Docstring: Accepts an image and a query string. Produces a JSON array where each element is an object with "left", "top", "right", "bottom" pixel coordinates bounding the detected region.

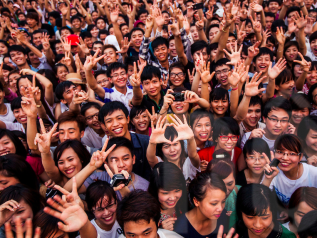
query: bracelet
[
  {"left": 36, "top": 101, "right": 42, "bottom": 108},
  {"left": 300, "top": 4, "right": 305, "bottom": 8},
  {"left": 231, "top": 86, "right": 238, "bottom": 91},
  {"left": 159, "top": 109, "right": 167, "bottom": 115}
]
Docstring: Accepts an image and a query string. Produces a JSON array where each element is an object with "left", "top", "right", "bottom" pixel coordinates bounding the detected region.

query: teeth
[{"left": 114, "top": 128, "right": 122, "bottom": 132}]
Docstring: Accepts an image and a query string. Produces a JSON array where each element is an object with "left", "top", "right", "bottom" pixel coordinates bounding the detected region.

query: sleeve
[
  {"left": 139, "top": 37, "right": 152, "bottom": 64},
  {"left": 4, "top": 88, "right": 18, "bottom": 102},
  {"left": 83, "top": 172, "right": 98, "bottom": 188},
  {"left": 179, "top": 27, "right": 189, "bottom": 54},
  {"left": 240, "top": 133, "right": 249, "bottom": 150},
  {"left": 4, "top": 122, "right": 24, "bottom": 132},
  {"left": 103, "top": 87, "right": 114, "bottom": 100},
  {"left": 198, "top": 148, "right": 209, "bottom": 161}
]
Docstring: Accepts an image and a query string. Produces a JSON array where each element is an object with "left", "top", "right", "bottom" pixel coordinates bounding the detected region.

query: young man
[
  {"left": 8, "top": 45, "right": 38, "bottom": 71},
  {"left": 213, "top": 58, "right": 233, "bottom": 91},
  {"left": 101, "top": 45, "right": 120, "bottom": 70},
  {"left": 240, "top": 96, "right": 293, "bottom": 151},
  {"left": 265, "top": 12, "right": 275, "bottom": 30},
  {"left": 117, "top": 190, "right": 183, "bottom": 238},
  {"left": 32, "top": 29, "right": 44, "bottom": 47},
  {"left": 99, "top": 101, "right": 152, "bottom": 180},
  {"left": 26, "top": 11, "right": 40, "bottom": 33},
  {"left": 63, "top": 137, "right": 150, "bottom": 198},
  {"left": 132, "top": 65, "right": 165, "bottom": 113},
  {"left": 306, "top": 31, "right": 317, "bottom": 61}
]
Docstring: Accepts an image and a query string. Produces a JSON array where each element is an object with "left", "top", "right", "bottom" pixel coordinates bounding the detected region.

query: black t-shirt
[
  {"left": 236, "top": 170, "right": 248, "bottom": 187},
  {"left": 174, "top": 209, "right": 229, "bottom": 238},
  {"left": 140, "top": 90, "right": 165, "bottom": 114}
]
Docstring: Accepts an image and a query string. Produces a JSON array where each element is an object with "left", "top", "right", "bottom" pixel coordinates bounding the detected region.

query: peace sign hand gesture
[
  {"left": 89, "top": 138, "right": 116, "bottom": 169},
  {"left": 84, "top": 49, "right": 105, "bottom": 71},
  {"left": 146, "top": 106, "right": 158, "bottom": 127},
  {"left": 34, "top": 119, "right": 59, "bottom": 154},
  {"left": 293, "top": 52, "right": 311, "bottom": 72},
  {"left": 130, "top": 61, "right": 145, "bottom": 87}
]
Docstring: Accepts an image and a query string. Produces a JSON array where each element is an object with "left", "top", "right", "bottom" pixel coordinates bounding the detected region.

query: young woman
[
  {"left": 168, "top": 62, "right": 188, "bottom": 90},
  {"left": 38, "top": 139, "right": 90, "bottom": 187},
  {"left": 236, "top": 138, "right": 271, "bottom": 186},
  {"left": 87, "top": 24, "right": 100, "bottom": 42},
  {"left": 284, "top": 187, "right": 317, "bottom": 236},
  {"left": 0, "top": 154, "right": 39, "bottom": 192},
  {"left": 0, "top": 40, "right": 9, "bottom": 64},
  {"left": 54, "top": 63, "right": 69, "bottom": 83},
  {"left": 129, "top": 105, "right": 151, "bottom": 136},
  {"left": 274, "top": 68, "right": 295, "bottom": 99},
  {"left": 298, "top": 115, "right": 317, "bottom": 165},
  {"left": 148, "top": 162, "right": 187, "bottom": 231},
  {"left": 0, "top": 185, "right": 44, "bottom": 237},
  {"left": 146, "top": 115, "right": 201, "bottom": 182},
  {"left": 263, "top": 134, "right": 317, "bottom": 207},
  {"left": 174, "top": 172, "right": 229, "bottom": 237},
  {"left": 308, "top": 84, "right": 317, "bottom": 115},
  {"left": 283, "top": 41, "right": 299, "bottom": 68},
  {"left": 289, "top": 93, "right": 310, "bottom": 134},
  {"left": 236, "top": 184, "right": 296, "bottom": 238},
  {"left": 85, "top": 180, "right": 122, "bottom": 238},
  {"left": 81, "top": 102, "right": 105, "bottom": 148}
]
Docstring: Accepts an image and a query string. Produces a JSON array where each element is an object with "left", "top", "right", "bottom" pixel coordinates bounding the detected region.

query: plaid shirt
[{"left": 139, "top": 28, "right": 188, "bottom": 79}]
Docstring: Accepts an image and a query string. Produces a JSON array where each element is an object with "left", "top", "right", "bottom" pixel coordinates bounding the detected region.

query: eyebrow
[
  {"left": 269, "top": 115, "right": 288, "bottom": 119},
  {"left": 109, "top": 154, "right": 130, "bottom": 160}
]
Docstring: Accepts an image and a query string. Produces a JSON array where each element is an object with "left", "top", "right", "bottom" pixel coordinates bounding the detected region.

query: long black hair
[{"left": 0, "top": 129, "right": 27, "bottom": 158}]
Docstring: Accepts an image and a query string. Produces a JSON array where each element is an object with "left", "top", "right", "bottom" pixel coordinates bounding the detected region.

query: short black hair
[
  {"left": 106, "top": 62, "right": 126, "bottom": 78},
  {"left": 262, "top": 96, "right": 292, "bottom": 118},
  {"left": 48, "top": 11, "right": 61, "bottom": 19},
  {"left": 286, "top": 6, "right": 300, "bottom": 18},
  {"left": 298, "top": 115, "right": 317, "bottom": 147},
  {"left": 59, "top": 26, "right": 74, "bottom": 36},
  {"left": 243, "top": 138, "right": 271, "bottom": 159},
  {"left": 249, "top": 95, "right": 262, "bottom": 108},
  {"left": 130, "top": 27, "right": 145, "bottom": 36},
  {"left": 152, "top": 36, "right": 169, "bottom": 51},
  {"left": 213, "top": 58, "right": 232, "bottom": 71},
  {"left": 55, "top": 81, "right": 75, "bottom": 100},
  {"left": 265, "top": 12, "right": 275, "bottom": 18},
  {"left": 275, "top": 68, "right": 293, "bottom": 86},
  {"left": 80, "top": 102, "right": 101, "bottom": 116},
  {"left": 99, "top": 101, "right": 129, "bottom": 124},
  {"left": 117, "top": 190, "right": 161, "bottom": 233},
  {"left": 253, "top": 47, "right": 274, "bottom": 63},
  {"left": 191, "top": 40, "right": 209, "bottom": 56},
  {"left": 105, "top": 137, "right": 134, "bottom": 161},
  {"left": 141, "top": 65, "right": 161, "bottom": 82},
  {"left": 8, "top": 45, "right": 27, "bottom": 56},
  {"left": 80, "top": 31, "right": 92, "bottom": 40},
  {"left": 309, "top": 31, "right": 317, "bottom": 44},
  {"left": 290, "top": 93, "right": 311, "bottom": 111},
  {"left": 11, "top": 97, "right": 22, "bottom": 111},
  {"left": 268, "top": 0, "right": 281, "bottom": 5},
  {"left": 189, "top": 109, "right": 213, "bottom": 128},
  {"left": 212, "top": 117, "right": 239, "bottom": 142},
  {"left": 71, "top": 15, "right": 82, "bottom": 23},
  {"left": 271, "top": 19, "right": 287, "bottom": 33},
  {"left": 94, "top": 70, "right": 107, "bottom": 79}
]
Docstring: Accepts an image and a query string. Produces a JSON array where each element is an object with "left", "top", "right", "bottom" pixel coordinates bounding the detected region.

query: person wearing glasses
[
  {"left": 241, "top": 96, "right": 293, "bottom": 151},
  {"left": 262, "top": 134, "right": 317, "bottom": 208},
  {"left": 213, "top": 58, "right": 233, "bottom": 91}
]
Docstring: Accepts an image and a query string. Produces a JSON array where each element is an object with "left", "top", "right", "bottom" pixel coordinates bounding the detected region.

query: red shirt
[{"left": 198, "top": 145, "right": 242, "bottom": 166}]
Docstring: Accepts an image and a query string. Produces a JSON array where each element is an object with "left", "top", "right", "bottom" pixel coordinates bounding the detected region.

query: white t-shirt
[
  {"left": 0, "top": 104, "right": 15, "bottom": 122},
  {"left": 119, "top": 228, "right": 183, "bottom": 238},
  {"left": 91, "top": 220, "right": 123, "bottom": 238},
  {"left": 4, "top": 122, "right": 25, "bottom": 132},
  {"left": 269, "top": 163, "right": 317, "bottom": 206},
  {"left": 81, "top": 127, "right": 103, "bottom": 149},
  {"left": 240, "top": 132, "right": 275, "bottom": 151}
]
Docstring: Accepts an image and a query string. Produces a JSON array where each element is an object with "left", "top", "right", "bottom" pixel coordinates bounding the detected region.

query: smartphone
[
  {"left": 110, "top": 174, "right": 132, "bottom": 188},
  {"left": 265, "top": 158, "right": 280, "bottom": 176},
  {"left": 193, "top": 3, "right": 204, "bottom": 10}
]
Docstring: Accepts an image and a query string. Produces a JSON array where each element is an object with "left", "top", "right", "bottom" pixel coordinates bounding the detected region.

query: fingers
[
  {"left": 39, "top": 118, "right": 46, "bottom": 134},
  {"left": 101, "top": 137, "right": 109, "bottom": 152},
  {"left": 54, "top": 184, "right": 70, "bottom": 196},
  {"left": 104, "top": 163, "right": 114, "bottom": 178}
]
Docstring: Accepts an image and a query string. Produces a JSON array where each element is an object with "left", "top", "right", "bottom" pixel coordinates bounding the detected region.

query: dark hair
[
  {"left": 207, "top": 159, "right": 235, "bottom": 178},
  {"left": 275, "top": 68, "right": 293, "bottom": 87},
  {"left": 8, "top": 44, "right": 27, "bottom": 55},
  {"left": 10, "top": 96, "right": 22, "bottom": 111},
  {"left": 94, "top": 70, "right": 107, "bottom": 79},
  {"left": 286, "top": 6, "right": 301, "bottom": 18},
  {"left": 81, "top": 102, "right": 101, "bottom": 117},
  {"left": 117, "top": 190, "right": 161, "bottom": 232},
  {"left": 309, "top": 31, "right": 317, "bottom": 44},
  {"left": 0, "top": 154, "right": 39, "bottom": 191},
  {"left": 130, "top": 105, "right": 147, "bottom": 123},
  {"left": 288, "top": 187, "right": 317, "bottom": 225},
  {"left": 80, "top": 31, "right": 92, "bottom": 40},
  {"left": 0, "top": 129, "right": 27, "bottom": 158},
  {"left": 298, "top": 210, "right": 317, "bottom": 238},
  {"left": 249, "top": 95, "right": 262, "bottom": 108},
  {"left": 71, "top": 15, "right": 82, "bottom": 23},
  {"left": 191, "top": 40, "right": 209, "bottom": 56},
  {"left": 55, "top": 81, "right": 75, "bottom": 100},
  {"left": 0, "top": 185, "right": 43, "bottom": 216},
  {"left": 130, "top": 27, "right": 145, "bottom": 36},
  {"left": 253, "top": 47, "right": 274, "bottom": 63},
  {"left": 284, "top": 40, "right": 299, "bottom": 57},
  {"left": 210, "top": 87, "right": 229, "bottom": 102},
  {"left": 188, "top": 172, "right": 226, "bottom": 206},
  {"left": 48, "top": 11, "right": 61, "bottom": 19},
  {"left": 152, "top": 36, "right": 169, "bottom": 51},
  {"left": 148, "top": 162, "right": 187, "bottom": 215},
  {"left": 298, "top": 115, "right": 317, "bottom": 147},
  {"left": 265, "top": 12, "right": 275, "bottom": 18},
  {"left": 86, "top": 180, "right": 117, "bottom": 211},
  {"left": 274, "top": 134, "right": 303, "bottom": 154},
  {"left": 99, "top": 101, "right": 129, "bottom": 124},
  {"left": 57, "top": 111, "right": 86, "bottom": 132},
  {"left": 106, "top": 62, "right": 126, "bottom": 78},
  {"left": 213, "top": 58, "right": 232, "bottom": 71},
  {"left": 59, "top": 26, "right": 74, "bottom": 36},
  {"left": 156, "top": 126, "right": 187, "bottom": 168},
  {"left": 271, "top": 19, "right": 287, "bottom": 33},
  {"left": 308, "top": 80, "right": 317, "bottom": 103},
  {"left": 105, "top": 137, "right": 134, "bottom": 162},
  {"left": 37, "top": 69, "right": 58, "bottom": 91},
  {"left": 212, "top": 117, "right": 239, "bottom": 142},
  {"left": 141, "top": 65, "right": 161, "bottom": 82},
  {"left": 26, "top": 11, "right": 39, "bottom": 23},
  {"left": 189, "top": 109, "right": 213, "bottom": 128},
  {"left": 290, "top": 93, "right": 311, "bottom": 111},
  {"left": 53, "top": 139, "right": 90, "bottom": 167},
  {"left": 262, "top": 96, "right": 292, "bottom": 118},
  {"left": 243, "top": 138, "right": 271, "bottom": 159}
]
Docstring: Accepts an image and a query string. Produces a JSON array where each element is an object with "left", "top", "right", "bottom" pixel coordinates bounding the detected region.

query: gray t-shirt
[{"left": 84, "top": 171, "right": 149, "bottom": 200}]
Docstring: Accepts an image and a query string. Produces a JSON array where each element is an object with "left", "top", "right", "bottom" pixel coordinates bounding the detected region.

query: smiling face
[
  {"left": 190, "top": 26, "right": 199, "bottom": 42},
  {"left": 169, "top": 39, "right": 177, "bottom": 57},
  {"left": 211, "top": 96, "right": 229, "bottom": 117},
  {"left": 291, "top": 108, "right": 309, "bottom": 126},
  {"left": 194, "top": 188, "right": 226, "bottom": 220},
  {"left": 57, "top": 147, "right": 83, "bottom": 178},
  {"left": 263, "top": 108, "right": 289, "bottom": 138},
  {"left": 193, "top": 116, "right": 212, "bottom": 143},
  {"left": 154, "top": 44, "right": 169, "bottom": 63},
  {"left": 106, "top": 146, "right": 134, "bottom": 174},
  {"left": 142, "top": 77, "right": 162, "bottom": 98},
  {"left": 242, "top": 208, "right": 274, "bottom": 236},
  {"left": 13, "top": 108, "right": 27, "bottom": 125},
  {"left": 104, "top": 110, "right": 129, "bottom": 138},
  {"left": 215, "top": 65, "right": 231, "bottom": 86},
  {"left": 32, "top": 33, "right": 43, "bottom": 47},
  {"left": 58, "top": 121, "right": 84, "bottom": 143},
  {"left": 10, "top": 199, "right": 33, "bottom": 233},
  {"left": 131, "top": 30, "right": 144, "bottom": 49},
  {"left": 268, "top": 2, "right": 279, "bottom": 14},
  {"left": 209, "top": 27, "right": 219, "bottom": 42},
  {"left": 305, "top": 129, "right": 317, "bottom": 152},
  {"left": 9, "top": 50, "right": 27, "bottom": 66},
  {"left": 243, "top": 104, "right": 262, "bottom": 128},
  {"left": 216, "top": 133, "right": 238, "bottom": 152},
  {"left": 84, "top": 107, "right": 101, "bottom": 131},
  {"left": 246, "top": 151, "right": 267, "bottom": 175},
  {"left": 275, "top": 79, "right": 295, "bottom": 97},
  {"left": 275, "top": 148, "right": 302, "bottom": 173},
  {"left": 56, "top": 66, "right": 68, "bottom": 82},
  {"left": 0, "top": 135, "right": 16, "bottom": 156},
  {"left": 255, "top": 54, "right": 271, "bottom": 74},
  {"left": 132, "top": 111, "right": 150, "bottom": 133},
  {"left": 285, "top": 45, "right": 298, "bottom": 62},
  {"left": 162, "top": 141, "right": 182, "bottom": 164},
  {"left": 306, "top": 69, "right": 317, "bottom": 87},
  {"left": 103, "top": 48, "right": 118, "bottom": 65},
  {"left": 0, "top": 42, "right": 8, "bottom": 55},
  {"left": 158, "top": 189, "right": 182, "bottom": 209},
  {"left": 169, "top": 68, "right": 185, "bottom": 87},
  {"left": 171, "top": 101, "right": 189, "bottom": 115},
  {"left": 0, "top": 172, "right": 20, "bottom": 191},
  {"left": 93, "top": 195, "right": 117, "bottom": 228}
]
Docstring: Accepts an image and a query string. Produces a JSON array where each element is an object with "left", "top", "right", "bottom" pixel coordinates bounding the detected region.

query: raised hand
[
  {"left": 89, "top": 138, "right": 116, "bottom": 169},
  {"left": 77, "top": 37, "right": 90, "bottom": 55},
  {"left": 162, "top": 74, "right": 168, "bottom": 89},
  {"left": 217, "top": 225, "right": 238, "bottom": 238},
  {"left": 146, "top": 106, "right": 158, "bottom": 127},
  {"left": 195, "top": 18, "right": 204, "bottom": 31},
  {"left": 5, "top": 217, "right": 41, "bottom": 238},
  {"left": 197, "top": 61, "right": 215, "bottom": 84},
  {"left": 268, "top": 58, "right": 287, "bottom": 79},
  {"left": 206, "top": 6, "right": 214, "bottom": 20},
  {"left": 170, "top": 18, "right": 180, "bottom": 36},
  {"left": 294, "top": 11, "right": 307, "bottom": 29},
  {"left": 44, "top": 195, "right": 88, "bottom": 233},
  {"left": 72, "top": 91, "right": 89, "bottom": 105},
  {"left": 248, "top": 41, "right": 260, "bottom": 58},
  {"left": 250, "top": 13, "right": 261, "bottom": 33},
  {"left": 149, "top": 116, "right": 170, "bottom": 144},
  {"left": 250, "top": 2, "right": 263, "bottom": 12},
  {"left": 0, "top": 200, "right": 19, "bottom": 226},
  {"left": 34, "top": 119, "right": 59, "bottom": 154},
  {"left": 161, "top": 217, "right": 177, "bottom": 231},
  {"left": 130, "top": 61, "right": 144, "bottom": 87},
  {"left": 110, "top": 5, "right": 119, "bottom": 23},
  {"left": 62, "top": 51, "right": 72, "bottom": 67},
  {"left": 60, "top": 37, "right": 71, "bottom": 53},
  {"left": 104, "top": 161, "right": 130, "bottom": 191},
  {"left": 161, "top": 89, "right": 175, "bottom": 112},
  {"left": 263, "top": 151, "right": 279, "bottom": 180},
  {"left": 275, "top": 27, "right": 286, "bottom": 44},
  {"left": 236, "top": 22, "right": 246, "bottom": 44},
  {"left": 15, "top": 30, "right": 28, "bottom": 44},
  {"left": 117, "top": 37, "right": 131, "bottom": 55},
  {"left": 249, "top": 128, "right": 265, "bottom": 139},
  {"left": 169, "top": 114, "right": 194, "bottom": 141},
  {"left": 42, "top": 32, "right": 51, "bottom": 51},
  {"left": 244, "top": 71, "right": 266, "bottom": 97},
  {"left": 188, "top": 68, "right": 195, "bottom": 84},
  {"left": 307, "top": 155, "right": 317, "bottom": 167},
  {"left": 228, "top": 62, "right": 247, "bottom": 87},
  {"left": 183, "top": 90, "right": 200, "bottom": 104},
  {"left": 83, "top": 49, "right": 105, "bottom": 71},
  {"left": 145, "top": 15, "right": 154, "bottom": 30},
  {"left": 293, "top": 52, "right": 311, "bottom": 72},
  {"left": 60, "top": 4, "right": 68, "bottom": 16},
  {"left": 224, "top": 41, "right": 242, "bottom": 66}
]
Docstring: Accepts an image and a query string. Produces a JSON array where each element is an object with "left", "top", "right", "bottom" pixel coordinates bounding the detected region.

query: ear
[
  {"left": 263, "top": 116, "right": 266, "bottom": 124},
  {"left": 127, "top": 115, "right": 130, "bottom": 124},
  {"left": 80, "top": 130, "right": 85, "bottom": 139},
  {"left": 275, "top": 84, "right": 280, "bottom": 91},
  {"left": 116, "top": 54, "right": 119, "bottom": 60},
  {"left": 108, "top": 77, "right": 113, "bottom": 83},
  {"left": 60, "top": 99, "right": 67, "bottom": 104},
  {"left": 132, "top": 155, "right": 135, "bottom": 165},
  {"left": 193, "top": 197, "right": 200, "bottom": 207}
]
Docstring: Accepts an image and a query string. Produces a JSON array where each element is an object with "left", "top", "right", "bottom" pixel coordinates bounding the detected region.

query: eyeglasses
[
  {"left": 170, "top": 72, "right": 184, "bottom": 79},
  {"left": 267, "top": 117, "right": 289, "bottom": 124},
  {"left": 219, "top": 135, "right": 239, "bottom": 142},
  {"left": 111, "top": 72, "right": 126, "bottom": 78},
  {"left": 246, "top": 155, "right": 266, "bottom": 162},
  {"left": 92, "top": 201, "right": 116, "bottom": 213},
  {"left": 215, "top": 69, "right": 230, "bottom": 76},
  {"left": 97, "top": 78, "right": 109, "bottom": 84},
  {"left": 85, "top": 113, "right": 99, "bottom": 121},
  {"left": 274, "top": 150, "right": 301, "bottom": 159}
]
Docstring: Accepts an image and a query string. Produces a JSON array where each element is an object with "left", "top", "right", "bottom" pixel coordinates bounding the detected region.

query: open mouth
[
  {"left": 103, "top": 214, "right": 114, "bottom": 222},
  {"left": 175, "top": 105, "right": 184, "bottom": 111},
  {"left": 0, "top": 151, "right": 10, "bottom": 156},
  {"left": 113, "top": 128, "right": 123, "bottom": 134},
  {"left": 64, "top": 167, "right": 75, "bottom": 175}
]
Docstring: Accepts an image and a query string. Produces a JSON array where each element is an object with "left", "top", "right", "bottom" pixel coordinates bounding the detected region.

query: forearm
[
  {"left": 146, "top": 142, "right": 159, "bottom": 168},
  {"left": 36, "top": 102, "right": 49, "bottom": 120},
  {"left": 174, "top": 34, "right": 187, "bottom": 66},
  {"left": 278, "top": 6, "right": 288, "bottom": 20},
  {"left": 297, "top": 28, "right": 307, "bottom": 55},
  {"left": 23, "top": 41, "right": 43, "bottom": 58},
  {"left": 132, "top": 86, "right": 143, "bottom": 106},
  {"left": 191, "top": 73, "right": 200, "bottom": 93},
  {"left": 261, "top": 177, "right": 272, "bottom": 187},
  {"left": 79, "top": 220, "right": 98, "bottom": 238},
  {"left": 266, "top": 78, "right": 275, "bottom": 99},
  {"left": 197, "top": 97, "right": 210, "bottom": 110},
  {"left": 230, "top": 87, "right": 239, "bottom": 117},
  {"left": 200, "top": 82, "right": 210, "bottom": 103},
  {"left": 63, "top": 165, "right": 95, "bottom": 192},
  {"left": 187, "top": 137, "right": 200, "bottom": 168},
  {"left": 27, "top": 116, "right": 38, "bottom": 150},
  {"left": 295, "top": 72, "right": 307, "bottom": 91},
  {"left": 41, "top": 152, "right": 62, "bottom": 181},
  {"left": 215, "top": 27, "right": 230, "bottom": 61},
  {"left": 244, "top": 56, "right": 253, "bottom": 67},
  {"left": 0, "top": 28, "right": 4, "bottom": 40},
  {"left": 96, "top": 3, "right": 106, "bottom": 16},
  {"left": 113, "top": 23, "right": 123, "bottom": 47},
  {"left": 234, "top": 95, "right": 251, "bottom": 124},
  {"left": 198, "top": 29, "right": 208, "bottom": 43},
  {"left": 255, "top": 31, "right": 262, "bottom": 42},
  {"left": 276, "top": 43, "right": 284, "bottom": 61},
  {"left": 260, "top": 10, "right": 265, "bottom": 28}
]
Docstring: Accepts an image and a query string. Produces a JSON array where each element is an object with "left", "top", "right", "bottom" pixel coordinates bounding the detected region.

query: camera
[
  {"left": 171, "top": 92, "right": 185, "bottom": 102},
  {"left": 110, "top": 174, "right": 132, "bottom": 188}
]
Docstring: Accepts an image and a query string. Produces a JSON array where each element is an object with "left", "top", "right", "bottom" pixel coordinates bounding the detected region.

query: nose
[
  {"left": 254, "top": 217, "right": 262, "bottom": 228},
  {"left": 117, "top": 159, "right": 124, "bottom": 168},
  {"left": 62, "top": 131, "right": 69, "bottom": 141}
]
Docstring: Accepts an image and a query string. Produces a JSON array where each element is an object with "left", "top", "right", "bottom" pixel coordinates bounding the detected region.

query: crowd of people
[{"left": 0, "top": 0, "right": 317, "bottom": 237}]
